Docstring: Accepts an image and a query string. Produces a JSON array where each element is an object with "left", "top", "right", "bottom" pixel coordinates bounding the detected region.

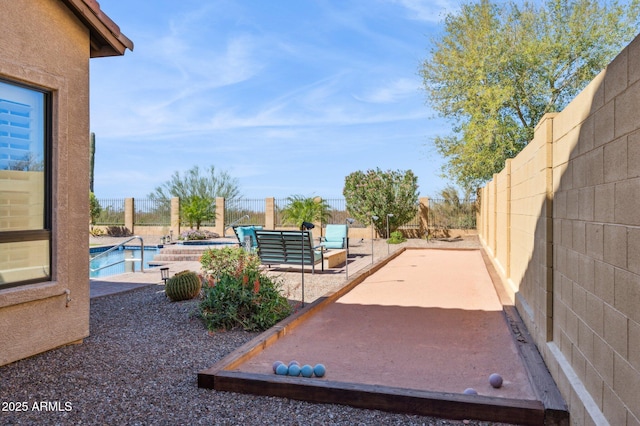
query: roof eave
[{"left": 60, "top": 0, "right": 134, "bottom": 58}]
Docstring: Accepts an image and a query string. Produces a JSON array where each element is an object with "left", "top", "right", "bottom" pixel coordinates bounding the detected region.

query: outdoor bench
[{"left": 254, "top": 230, "right": 324, "bottom": 273}]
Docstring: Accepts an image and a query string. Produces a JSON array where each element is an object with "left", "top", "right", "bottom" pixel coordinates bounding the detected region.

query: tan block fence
[{"left": 478, "top": 34, "right": 640, "bottom": 425}]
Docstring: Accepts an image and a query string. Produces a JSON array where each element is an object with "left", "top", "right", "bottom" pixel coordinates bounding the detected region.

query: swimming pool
[{"left": 90, "top": 246, "right": 159, "bottom": 278}]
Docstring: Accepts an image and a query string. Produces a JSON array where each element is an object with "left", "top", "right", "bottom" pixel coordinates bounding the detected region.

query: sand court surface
[{"left": 199, "top": 248, "right": 567, "bottom": 424}]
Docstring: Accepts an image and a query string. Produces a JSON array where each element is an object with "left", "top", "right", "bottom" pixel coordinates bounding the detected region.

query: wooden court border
[{"left": 199, "top": 247, "right": 568, "bottom": 425}]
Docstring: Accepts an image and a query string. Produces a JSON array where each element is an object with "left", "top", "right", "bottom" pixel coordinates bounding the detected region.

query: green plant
[
  {"left": 421, "top": 0, "right": 640, "bottom": 191},
  {"left": 200, "top": 247, "right": 260, "bottom": 282},
  {"left": 181, "top": 195, "right": 215, "bottom": 230},
  {"left": 90, "top": 227, "right": 105, "bottom": 237},
  {"left": 280, "top": 195, "right": 331, "bottom": 228},
  {"left": 343, "top": 168, "right": 418, "bottom": 237},
  {"left": 180, "top": 229, "right": 218, "bottom": 240},
  {"left": 165, "top": 270, "right": 202, "bottom": 302},
  {"left": 89, "top": 192, "right": 102, "bottom": 227},
  {"left": 106, "top": 226, "right": 131, "bottom": 237},
  {"left": 430, "top": 186, "right": 477, "bottom": 230},
  {"left": 387, "top": 231, "right": 406, "bottom": 244},
  {"left": 199, "top": 270, "right": 291, "bottom": 332},
  {"left": 148, "top": 164, "right": 241, "bottom": 223}
]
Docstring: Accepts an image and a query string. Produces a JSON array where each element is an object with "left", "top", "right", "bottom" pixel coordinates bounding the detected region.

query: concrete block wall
[{"left": 478, "top": 34, "right": 640, "bottom": 425}]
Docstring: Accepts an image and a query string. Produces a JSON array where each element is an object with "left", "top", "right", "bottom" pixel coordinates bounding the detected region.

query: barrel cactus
[{"left": 165, "top": 270, "right": 202, "bottom": 301}]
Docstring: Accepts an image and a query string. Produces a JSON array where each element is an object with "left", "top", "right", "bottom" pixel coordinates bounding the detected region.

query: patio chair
[
  {"left": 233, "top": 225, "right": 263, "bottom": 251},
  {"left": 320, "top": 224, "right": 348, "bottom": 249}
]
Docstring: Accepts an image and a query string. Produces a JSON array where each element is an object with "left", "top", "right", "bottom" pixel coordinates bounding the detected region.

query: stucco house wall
[
  {"left": 478, "top": 34, "right": 640, "bottom": 425},
  {"left": 0, "top": 0, "right": 132, "bottom": 366}
]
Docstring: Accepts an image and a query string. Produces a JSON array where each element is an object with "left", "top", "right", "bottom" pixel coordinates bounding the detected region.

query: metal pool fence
[
  {"left": 94, "top": 198, "right": 125, "bottom": 225},
  {"left": 94, "top": 197, "right": 477, "bottom": 232},
  {"left": 134, "top": 199, "right": 170, "bottom": 225},
  {"left": 225, "top": 198, "right": 265, "bottom": 227}
]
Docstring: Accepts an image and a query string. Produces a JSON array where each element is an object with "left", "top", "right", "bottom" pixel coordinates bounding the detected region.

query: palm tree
[{"left": 280, "top": 195, "right": 332, "bottom": 229}]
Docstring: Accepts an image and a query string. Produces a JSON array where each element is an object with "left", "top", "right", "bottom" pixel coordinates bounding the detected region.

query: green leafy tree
[
  {"left": 280, "top": 195, "right": 331, "bottom": 229},
  {"left": 148, "top": 165, "right": 241, "bottom": 229},
  {"left": 89, "top": 192, "right": 102, "bottom": 227},
  {"left": 343, "top": 168, "right": 419, "bottom": 238},
  {"left": 181, "top": 195, "right": 215, "bottom": 230},
  {"left": 421, "top": 0, "right": 640, "bottom": 190}
]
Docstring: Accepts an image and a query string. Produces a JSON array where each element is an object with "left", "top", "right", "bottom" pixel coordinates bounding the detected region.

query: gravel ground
[{"left": 1, "top": 235, "right": 515, "bottom": 425}]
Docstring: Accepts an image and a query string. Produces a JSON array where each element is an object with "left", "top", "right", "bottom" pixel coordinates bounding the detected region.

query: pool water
[{"left": 90, "top": 246, "right": 159, "bottom": 278}]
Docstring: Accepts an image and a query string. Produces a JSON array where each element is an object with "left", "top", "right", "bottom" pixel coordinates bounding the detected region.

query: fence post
[
  {"left": 125, "top": 198, "right": 134, "bottom": 234},
  {"left": 313, "top": 196, "right": 324, "bottom": 236},
  {"left": 215, "top": 197, "right": 225, "bottom": 236},
  {"left": 265, "top": 197, "right": 275, "bottom": 230},
  {"left": 419, "top": 197, "right": 429, "bottom": 238},
  {"left": 171, "top": 197, "right": 180, "bottom": 238}
]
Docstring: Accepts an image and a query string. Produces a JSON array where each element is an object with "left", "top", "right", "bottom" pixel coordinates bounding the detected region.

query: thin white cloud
[
  {"left": 390, "top": 0, "right": 456, "bottom": 22},
  {"left": 355, "top": 78, "right": 421, "bottom": 103},
  {"left": 90, "top": 0, "right": 454, "bottom": 199}
]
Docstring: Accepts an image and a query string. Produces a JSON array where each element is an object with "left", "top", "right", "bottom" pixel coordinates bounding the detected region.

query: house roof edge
[{"left": 61, "top": 0, "right": 134, "bottom": 57}]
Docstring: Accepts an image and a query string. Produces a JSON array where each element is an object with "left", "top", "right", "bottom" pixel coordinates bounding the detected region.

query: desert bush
[
  {"left": 89, "top": 227, "right": 105, "bottom": 237},
  {"left": 200, "top": 247, "right": 260, "bottom": 281},
  {"left": 199, "top": 247, "right": 290, "bottom": 331},
  {"left": 387, "top": 230, "right": 406, "bottom": 244},
  {"left": 343, "top": 168, "right": 418, "bottom": 237},
  {"left": 106, "top": 226, "right": 131, "bottom": 237},
  {"left": 199, "top": 270, "right": 291, "bottom": 332},
  {"left": 180, "top": 229, "right": 219, "bottom": 240}
]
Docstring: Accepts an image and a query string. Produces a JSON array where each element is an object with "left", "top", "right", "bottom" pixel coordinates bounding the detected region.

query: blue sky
[{"left": 90, "top": 0, "right": 457, "bottom": 200}]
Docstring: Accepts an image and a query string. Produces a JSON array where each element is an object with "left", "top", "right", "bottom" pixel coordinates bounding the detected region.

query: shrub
[
  {"left": 180, "top": 229, "right": 219, "bottom": 240},
  {"left": 388, "top": 230, "right": 406, "bottom": 244},
  {"left": 200, "top": 247, "right": 260, "bottom": 281},
  {"left": 343, "top": 168, "right": 419, "bottom": 238},
  {"left": 198, "top": 247, "right": 290, "bottom": 331},
  {"left": 199, "top": 270, "right": 291, "bottom": 332},
  {"left": 106, "top": 226, "right": 131, "bottom": 237},
  {"left": 89, "top": 227, "right": 105, "bottom": 237},
  {"left": 89, "top": 192, "right": 102, "bottom": 227}
]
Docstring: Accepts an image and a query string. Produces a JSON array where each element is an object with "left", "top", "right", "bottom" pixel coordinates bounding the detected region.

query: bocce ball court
[{"left": 198, "top": 248, "right": 568, "bottom": 425}]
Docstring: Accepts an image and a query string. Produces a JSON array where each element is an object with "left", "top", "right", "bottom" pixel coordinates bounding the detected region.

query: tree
[
  {"left": 421, "top": 0, "right": 640, "bottom": 191},
  {"left": 279, "top": 195, "right": 331, "bottom": 229},
  {"left": 431, "top": 185, "right": 477, "bottom": 230},
  {"left": 7, "top": 152, "right": 44, "bottom": 171},
  {"left": 343, "top": 168, "right": 419, "bottom": 238},
  {"left": 89, "top": 192, "right": 102, "bottom": 227},
  {"left": 181, "top": 195, "right": 215, "bottom": 230},
  {"left": 148, "top": 165, "right": 241, "bottom": 229}
]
